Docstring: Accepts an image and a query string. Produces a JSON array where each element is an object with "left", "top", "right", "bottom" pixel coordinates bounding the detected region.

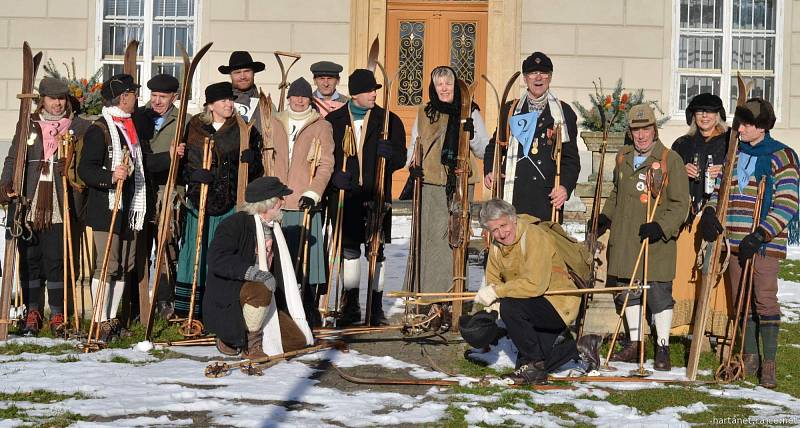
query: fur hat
[
  {"left": 685, "top": 93, "right": 725, "bottom": 125},
  {"left": 734, "top": 98, "right": 776, "bottom": 130}
]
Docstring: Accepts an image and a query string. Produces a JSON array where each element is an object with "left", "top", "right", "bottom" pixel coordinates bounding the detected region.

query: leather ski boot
[
  {"left": 244, "top": 330, "right": 268, "bottom": 360},
  {"left": 654, "top": 344, "right": 671, "bottom": 371},
  {"left": 505, "top": 360, "right": 548, "bottom": 385},
  {"left": 215, "top": 338, "right": 240, "bottom": 356},
  {"left": 338, "top": 288, "right": 361, "bottom": 326},
  {"left": 760, "top": 360, "right": 777, "bottom": 388},
  {"left": 21, "top": 310, "right": 42, "bottom": 336},
  {"left": 369, "top": 290, "right": 388, "bottom": 326},
  {"left": 743, "top": 353, "right": 760, "bottom": 377},
  {"left": 610, "top": 340, "right": 640, "bottom": 363},
  {"left": 49, "top": 313, "right": 66, "bottom": 336}
]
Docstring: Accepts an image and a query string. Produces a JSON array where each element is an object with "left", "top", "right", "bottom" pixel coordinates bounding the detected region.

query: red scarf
[{"left": 112, "top": 116, "right": 138, "bottom": 146}]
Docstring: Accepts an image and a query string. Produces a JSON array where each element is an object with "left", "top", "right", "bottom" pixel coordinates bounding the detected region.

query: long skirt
[
  {"left": 174, "top": 204, "right": 235, "bottom": 317},
  {"left": 419, "top": 183, "right": 454, "bottom": 294},
  {"left": 281, "top": 209, "right": 326, "bottom": 286}
]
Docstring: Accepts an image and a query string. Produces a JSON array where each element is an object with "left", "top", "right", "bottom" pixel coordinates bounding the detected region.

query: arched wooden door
[{"left": 385, "top": 1, "right": 488, "bottom": 199}]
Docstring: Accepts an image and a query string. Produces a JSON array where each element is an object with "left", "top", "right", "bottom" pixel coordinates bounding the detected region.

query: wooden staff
[
  {"left": 58, "top": 131, "right": 80, "bottom": 333},
  {"left": 84, "top": 150, "right": 129, "bottom": 351},
  {"left": 715, "top": 178, "right": 766, "bottom": 382},
  {"left": 273, "top": 51, "right": 301, "bottom": 112},
  {"left": 179, "top": 138, "right": 213, "bottom": 338},
  {"left": 235, "top": 114, "right": 256, "bottom": 206},
  {"left": 550, "top": 124, "right": 564, "bottom": 222},
  {"left": 320, "top": 126, "right": 356, "bottom": 325},
  {"left": 404, "top": 285, "right": 652, "bottom": 305},
  {"left": 634, "top": 170, "right": 654, "bottom": 377},
  {"left": 295, "top": 139, "right": 322, "bottom": 286},
  {"left": 402, "top": 136, "right": 423, "bottom": 320}
]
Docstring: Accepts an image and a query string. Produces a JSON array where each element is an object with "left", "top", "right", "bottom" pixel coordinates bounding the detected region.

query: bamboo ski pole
[
  {"left": 58, "top": 131, "right": 80, "bottom": 333},
  {"left": 84, "top": 150, "right": 129, "bottom": 351},
  {"left": 551, "top": 124, "right": 563, "bottom": 222},
  {"left": 635, "top": 171, "right": 653, "bottom": 376},
  {"left": 179, "top": 138, "right": 213, "bottom": 338}
]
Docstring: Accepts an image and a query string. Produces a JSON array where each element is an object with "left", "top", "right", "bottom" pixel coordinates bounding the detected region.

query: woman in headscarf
[{"left": 406, "top": 66, "right": 489, "bottom": 297}]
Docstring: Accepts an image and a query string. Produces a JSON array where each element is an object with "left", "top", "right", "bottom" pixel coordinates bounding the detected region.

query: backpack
[{"left": 518, "top": 218, "right": 594, "bottom": 289}]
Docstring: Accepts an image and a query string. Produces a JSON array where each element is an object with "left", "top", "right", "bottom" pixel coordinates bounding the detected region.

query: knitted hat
[{"left": 287, "top": 77, "right": 313, "bottom": 99}]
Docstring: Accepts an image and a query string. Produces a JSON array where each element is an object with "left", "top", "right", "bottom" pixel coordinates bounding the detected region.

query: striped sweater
[{"left": 710, "top": 145, "right": 800, "bottom": 258}]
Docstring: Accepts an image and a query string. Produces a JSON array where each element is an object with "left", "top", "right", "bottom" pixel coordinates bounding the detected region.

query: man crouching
[
  {"left": 203, "top": 177, "right": 315, "bottom": 358},
  {"left": 474, "top": 199, "right": 598, "bottom": 385}
]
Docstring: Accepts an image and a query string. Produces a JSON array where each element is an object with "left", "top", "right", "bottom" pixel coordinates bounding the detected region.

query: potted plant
[{"left": 43, "top": 58, "right": 104, "bottom": 119}]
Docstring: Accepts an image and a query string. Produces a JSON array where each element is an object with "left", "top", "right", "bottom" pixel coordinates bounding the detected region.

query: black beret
[
  {"left": 147, "top": 73, "right": 179, "bottom": 93},
  {"left": 245, "top": 176, "right": 293, "bottom": 203},
  {"left": 204, "top": 82, "right": 235, "bottom": 105},
  {"left": 101, "top": 74, "right": 140, "bottom": 100},
  {"left": 310, "top": 61, "right": 343, "bottom": 78},
  {"left": 522, "top": 52, "right": 553, "bottom": 74},
  {"left": 348, "top": 69, "right": 382, "bottom": 96},
  {"left": 685, "top": 93, "right": 726, "bottom": 125}
]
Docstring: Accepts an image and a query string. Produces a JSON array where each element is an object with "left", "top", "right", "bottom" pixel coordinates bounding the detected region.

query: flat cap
[
  {"left": 310, "top": 61, "right": 343, "bottom": 78},
  {"left": 147, "top": 74, "right": 179, "bottom": 93},
  {"left": 245, "top": 176, "right": 293, "bottom": 203}
]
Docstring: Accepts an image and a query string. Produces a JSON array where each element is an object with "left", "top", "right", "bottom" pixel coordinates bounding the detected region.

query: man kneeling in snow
[
  {"left": 472, "top": 199, "right": 599, "bottom": 385},
  {"left": 203, "top": 177, "right": 315, "bottom": 358}
]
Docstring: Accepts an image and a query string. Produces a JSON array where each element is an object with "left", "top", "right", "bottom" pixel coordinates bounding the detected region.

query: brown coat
[
  {"left": 269, "top": 111, "right": 334, "bottom": 209},
  {"left": 485, "top": 214, "right": 580, "bottom": 325}
]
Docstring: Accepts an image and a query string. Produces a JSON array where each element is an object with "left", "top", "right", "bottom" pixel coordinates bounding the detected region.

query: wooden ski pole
[
  {"left": 84, "top": 150, "right": 129, "bottom": 351},
  {"left": 551, "top": 124, "right": 563, "bottom": 222},
  {"left": 402, "top": 137, "right": 423, "bottom": 319},
  {"left": 635, "top": 171, "right": 653, "bottom": 377},
  {"left": 273, "top": 51, "right": 301, "bottom": 112},
  {"left": 58, "top": 131, "right": 80, "bottom": 333},
  {"left": 295, "top": 140, "right": 322, "bottom": 289},
  {"left": 179, "top": 138, "right": 213, "bottom": 338}
]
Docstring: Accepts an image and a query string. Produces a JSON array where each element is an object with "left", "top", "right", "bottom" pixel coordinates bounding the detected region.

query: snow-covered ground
[{"left": 3, "top": 216, "right": 800, "bottom": 427}]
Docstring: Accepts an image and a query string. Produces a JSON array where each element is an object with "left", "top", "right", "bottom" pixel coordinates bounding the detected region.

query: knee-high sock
[
  {"left": 743, "top": 315, "right": 760, "bottom": 354},
  {"left": 107, "top": 280, "right": 125, "bottom": 320},
  {"left": 242, "top": 304, "right": 268, "bottom": 332},
  {"left": 760, "top": 317, "right": 780, "bottom": 361},
  {"left": 343, "top": 258, "right": 360, "bottom": 290},
  {"left": 653, "top": 309, "right": 673, "bottom": 346},
  {"left": 26, "top": 280, "right": 42, "bottom": 312},
  {"left": 46, "top": 281, "right": 65, "bottom": 316},
  {"left": 625, "top": 305, "right": 641, "bottom": 341},
  {"left": 374, "top": 261, "right": 385, "bottom": 292},
  {"left": 90, "top": 278, "right": 110, "bottom": 322}
]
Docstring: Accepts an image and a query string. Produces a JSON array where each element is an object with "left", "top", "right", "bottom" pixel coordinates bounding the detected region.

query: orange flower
[
  {"left": 91, "top": 83, "right": 102, "bottom": 92},
  {"left": 74, "top": 88, "right": 83, "bottom": 98},
  {"left": 621, "top": 93, "right": 630, "bottom": 104},
  {"left": 619, "top": 103, "right": 626, "bottom": 111},
  {"left": 604, "top": 95, "right": 612, "bottom": 107},
  {"left": 80, "top": 78, "right": 88, "bottom": 87}
]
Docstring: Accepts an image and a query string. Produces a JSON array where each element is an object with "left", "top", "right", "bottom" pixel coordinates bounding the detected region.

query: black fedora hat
[
  {"left": 348, "top": 69, "right": 382, "bottom": 96},
  {"left": 218, "top": 51, "right": 266, "bottom": 74},
  {"left": 101, "top": 74, "right": 141, "bottom": 100}
]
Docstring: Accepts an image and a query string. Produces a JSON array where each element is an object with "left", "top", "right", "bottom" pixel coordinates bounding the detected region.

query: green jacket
[
  {"left": 486, "top": 214, "right": 580, "bottom": 325},
  {"left": 601, "top": 140, "right": 690, "bottom": 282},
  {"left": 144, "top": 102, "right": 190, "bottom": 195}
]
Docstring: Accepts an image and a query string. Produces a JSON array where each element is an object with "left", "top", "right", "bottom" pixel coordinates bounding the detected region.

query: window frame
[
  {"left": 94, "top": 0, "right": 203, "bottom": 106},
  {"left": 671, "top": 0, "right": 784, "bottom": 123}
]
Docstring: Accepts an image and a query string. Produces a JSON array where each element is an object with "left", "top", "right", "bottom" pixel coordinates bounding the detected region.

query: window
[
  {"left": 673, "top": 0, "right": 782, "bottom": 118},
  {"left": 96, "top": 0, "right": 199, "bottom": 99}
]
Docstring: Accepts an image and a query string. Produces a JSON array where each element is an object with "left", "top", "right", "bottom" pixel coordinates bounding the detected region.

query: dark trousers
[
  {"left": 19, "top": 223, "right": 64, "bottom": 282},
  {"left": 500, "top": 296, "right": 578, "bottom": 371}
]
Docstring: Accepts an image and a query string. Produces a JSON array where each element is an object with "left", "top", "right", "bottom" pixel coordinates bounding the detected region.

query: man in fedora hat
[
  {"left": 310, "top": 60, "right": 348, "bottom": 117},
  {"left": 597, "top": 103, "right": 689, "bottom": 371},
  {"left": 700, "top": 98, "right": 799, "bottom": 388},
  {"left": 78, "top": 74, "right": 184, "bottom": 341},
  {"left": 0, "top": 77, "right": 92, "bottom": 336},
  {"left": 204, "top": 176, "right": 314, "bottom": 358},
  {"left": 141, "top": 73, "right": 191, "bottom": 319},
  {"left": 483, "top": 52, "right": 580, "bottom": 223},
  {"left": 268, "top": 77, "right": 334, "bottom": 327},
  {"left": 325, "top": 69, "right": 406, "bottom": 326},
  {"left": 219, "top": 51, "right": 266, "bottom": 126}
]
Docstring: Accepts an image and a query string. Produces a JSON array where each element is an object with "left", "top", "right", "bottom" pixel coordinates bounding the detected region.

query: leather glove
[
  {"left": 190, "top": 168, "right": 214, "bottom": 184},
  {"left": 638, "top": 221, "right": 664, "bottom": 243},
  {"left": 474, "top": 285, "right": 499, "bottom": 307},
  {"left": 592, "top": 213, "right": 612, "bottom": 237},
  {"left": 738, "top": 228, "right": 766, "bottom": 263},
  {"left": 54, "top": 158, "right": 67, "bottom": 177},
  {"left": 409, "top": 165, "right": 424, "bottom": 179},
  {"left": 463, "top": 117, "right": 475, "bottom": 140},
  {"left": 376, "top": 139, "right": 393, "bottom": 160},
  {"left": 699, "top": 206, "right": 724, "bottom": 242},
  {"left": 240, "top": 148, "right": 258, "bottom": 164},
  {"left": 298, "top": 196, "right": 315, "bottom": 210},
  {"left": 331, "top": 170, "right": 353, "bottom": 191}
]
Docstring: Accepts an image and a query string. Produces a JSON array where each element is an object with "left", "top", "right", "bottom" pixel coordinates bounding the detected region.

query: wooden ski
[
  {"left": 144, "top": 41, "right": 212, "bottom": 340},
  {"left": 482, "top": 71, "right": 520, "bottom": 200},
  {"left": 123, "top": 40, "right": 139, "bottom": 77},
  {"left": 258, "top": 90, "right": 274, "bottom": 176},
  {"left": 685, "top": 74, "right": 748, "bottom": 380},
  {"left": 449, "top": 79, "right": 478, "bottom": 331},
  {"left": 0, "top": 43, "right": 42, "bottom": 340},
  {"left": 273, "top": 51, "right": 301, "bottom": 112}
]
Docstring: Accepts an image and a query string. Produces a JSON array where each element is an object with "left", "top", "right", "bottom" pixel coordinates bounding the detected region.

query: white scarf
[
  {"left": 254, "top": 215, "right": 314, "bottom": 355},
  {"left": 502, "top": 89, "right": 568, "bottom": 204},
  {"left": 101, "top": 106, "right": 146, "bottom": 231}
]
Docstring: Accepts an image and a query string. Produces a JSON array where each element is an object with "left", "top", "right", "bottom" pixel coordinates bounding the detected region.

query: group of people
[{"left": 2, "top": 47, "right": 796, "bottom": 387}]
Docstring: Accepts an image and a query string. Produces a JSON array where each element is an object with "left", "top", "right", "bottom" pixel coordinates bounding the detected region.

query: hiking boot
[
  {"left": 338, "top": 288, "right": 361, "bottom": 326},
  {"left": 760, "top": 360, "right": 777, "bottom": 388},
  {"left": 243, "top": 330, "right": 268, "bottom": 360},
  {"left": 49, "top": 313, "right": 66, "bottom": 336},
  {"left": 577, "top": 334, "right": 602, "bottom": 373},
  {"left": 109, "top": 319, "right": 131, "bottom": 339},
  {"left": 743, "top": 353, "right": 760, "bottom": 377},
  {"left": 654, "top": 345, "right": 671, "bottom": 371},
  {"left": 505, "top": 360, "right": 548, "bottom": 385},
  {"left": 215, "top": 338, "right": 240, "bottom": 356},
  {"left": 610, "top": 340, "right": 640, "bottom": 363},
  {"left": 97, "top": 320, "right": 114, "bottom": 343},
  {"left": 369, "top": 290, "right": 388, "bottom": 326},
  {"left": 21, "top": 310, "right": 42, "bottom": 336}
]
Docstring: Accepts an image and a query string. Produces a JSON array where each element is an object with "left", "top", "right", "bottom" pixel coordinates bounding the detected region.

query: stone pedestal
[{"left": 574, "top": 131, "right": 626, "bottom": 222}]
